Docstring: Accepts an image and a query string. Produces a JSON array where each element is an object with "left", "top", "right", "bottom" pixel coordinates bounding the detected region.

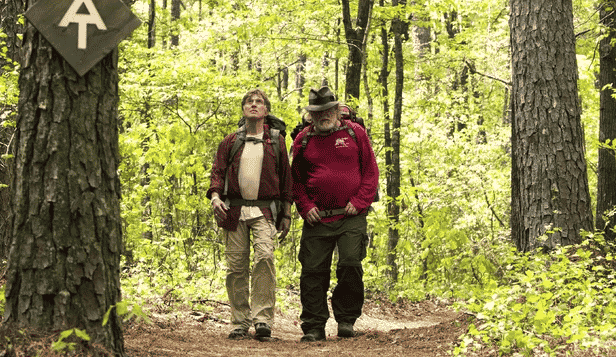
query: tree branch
[{"left": 464, "top": 60, "right": 511, "bottom": 87}]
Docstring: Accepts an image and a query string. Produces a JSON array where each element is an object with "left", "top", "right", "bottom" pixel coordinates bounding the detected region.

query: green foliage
[
  {"left": 114, "top": 1, "right": 610, "bottom": 354},
  {"left": 103, "top": 300, "right": 151, "bottom": 326},
  {"left": 456, "top": 234, "right": 616, "bottom": 356},
  {"left": 0, "top": 281, "right": 5, "bottom": 317},
  {"left": 51, "top": 328, "right": 90, "bottom": 353}
]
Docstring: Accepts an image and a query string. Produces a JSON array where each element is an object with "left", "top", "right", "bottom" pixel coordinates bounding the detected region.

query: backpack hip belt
[
  {"left": 317, "top": 208, "right": 347, "bottom": 218},
  {"left": 228, "top": 198, "right": 274, "bottom": 207}
]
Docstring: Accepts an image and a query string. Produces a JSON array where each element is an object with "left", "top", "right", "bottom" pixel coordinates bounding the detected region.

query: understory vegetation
[{"left": 2, "top": 0, "right": 616, "bottom": 355}]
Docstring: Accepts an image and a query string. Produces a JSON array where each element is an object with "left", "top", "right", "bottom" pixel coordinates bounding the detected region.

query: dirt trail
[{"left": 124, "top": 297, "right": 472, "bottom": 357}]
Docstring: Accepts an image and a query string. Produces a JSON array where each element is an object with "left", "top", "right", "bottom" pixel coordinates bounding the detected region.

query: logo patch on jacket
[{"left": 335, "top": 137, "right": 350, "bottom": 148}]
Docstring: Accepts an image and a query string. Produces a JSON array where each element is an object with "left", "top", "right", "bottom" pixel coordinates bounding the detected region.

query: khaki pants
[{"left": 224, "top": 217, "right": 277, "bottom": 330}]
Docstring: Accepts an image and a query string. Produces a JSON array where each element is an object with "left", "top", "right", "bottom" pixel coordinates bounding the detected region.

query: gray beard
[{"left": 314, "top": 119, "right": 340, "bottom": 134}]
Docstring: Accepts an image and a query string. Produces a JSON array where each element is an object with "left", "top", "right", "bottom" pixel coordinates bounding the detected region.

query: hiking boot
[
  {"left": 254, "top": 323, "right": 271, "bottom": 338},
  {"left": 300, "top": 329, "right": 326, "bottom": 342},
  {"left": 337, "top": 322, "right": 354, "bottom": 338},
  {"left": 228, "top": 328, "right": 247, "bottom": 339}
]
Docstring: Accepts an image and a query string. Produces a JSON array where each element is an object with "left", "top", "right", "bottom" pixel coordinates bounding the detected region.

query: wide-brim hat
[{"left": 304, "top": 86, "right": 339, "bottom": 112}]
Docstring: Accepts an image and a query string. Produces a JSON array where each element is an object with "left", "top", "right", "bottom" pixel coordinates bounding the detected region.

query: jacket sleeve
[
  {"left": 291, "top": 129, "right": 317, "bottom": 218},
  {"left": 348, "top": 123, "right": 379, "bottom": 212}
]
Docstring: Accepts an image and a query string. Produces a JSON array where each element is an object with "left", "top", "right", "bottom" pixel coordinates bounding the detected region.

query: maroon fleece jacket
[{"left": 291, "top": 120, "right": 379, "bottom": 223}]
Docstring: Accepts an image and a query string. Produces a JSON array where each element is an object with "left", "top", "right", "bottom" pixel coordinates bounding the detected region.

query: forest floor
[
  {"left": 123, "top": 292, "right": 476, "bottom": 357},
  {"left": 3, "top": 287, "right": 616, "bottom": 356},
  {"left": 123, "top": 290, "right": 616, "bottom": 357}
]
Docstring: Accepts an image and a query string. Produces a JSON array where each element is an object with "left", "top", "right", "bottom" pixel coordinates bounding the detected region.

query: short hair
[{"left": 241, "top": 89, "right": 271, "bottom": 112}]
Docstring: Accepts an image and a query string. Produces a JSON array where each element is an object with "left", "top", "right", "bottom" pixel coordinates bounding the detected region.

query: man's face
[
  {"left": 243, "top": 94, "right": 268, "bottom": 121},
  {"left": 310, "top": 106, "right": 339, "bottom": 132}
]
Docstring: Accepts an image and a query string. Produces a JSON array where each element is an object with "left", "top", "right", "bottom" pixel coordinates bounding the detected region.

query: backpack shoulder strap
[
  {"left": 269, "top": 128, "right": 281, "bottom": 171},
  {"left": 343, "top": 120, "right": 357, "bottom": 142},
  {"left": 301, "top": 130, "right": 314, "bottom": 150},
  {"left": 224, "top": 127, "right": 247, "bottom": 196},
  {"left": 228, "top": 127, "right": 247, "bottom": 165}
]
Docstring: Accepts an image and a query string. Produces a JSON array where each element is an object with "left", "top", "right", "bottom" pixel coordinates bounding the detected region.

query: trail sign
[{"left": 25, "top": 0, "right": 141, "bottom": 76}]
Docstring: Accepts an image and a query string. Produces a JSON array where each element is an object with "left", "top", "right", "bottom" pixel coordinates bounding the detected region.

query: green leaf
[
  {"left": 59, "top": 329, "right": 74, "bottom": 339},
  {"left": 74, "top": 328, "right": 90, "bottom": 341}
]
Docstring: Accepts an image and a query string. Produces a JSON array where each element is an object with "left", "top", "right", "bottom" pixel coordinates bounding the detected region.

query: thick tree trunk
[
  {"left": 3, "top": 6, "right": 125, "bottom": 355},
  {"left": 596, "top": 1, "right": 616, "bottom": 241},
  {"left": 509, "top": 0, "right": 593, "bottom": 252}
]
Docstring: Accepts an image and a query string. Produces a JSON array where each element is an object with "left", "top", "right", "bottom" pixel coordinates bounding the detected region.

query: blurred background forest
[{"left": 2, "top": 0, "right": 616, "bottom": 355}]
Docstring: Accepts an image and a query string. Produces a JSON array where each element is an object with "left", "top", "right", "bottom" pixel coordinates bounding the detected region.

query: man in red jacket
[
  {"left": 291, "top": 86, "right": 379, "bottom": 342},
  {"left": 207, "top": 89, "right": 292, "bottom": 340}
]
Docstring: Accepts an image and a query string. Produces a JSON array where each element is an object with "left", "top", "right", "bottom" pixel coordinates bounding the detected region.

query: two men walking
[{"left": 208, "top": 86, "right": 378, "bottom": 341}]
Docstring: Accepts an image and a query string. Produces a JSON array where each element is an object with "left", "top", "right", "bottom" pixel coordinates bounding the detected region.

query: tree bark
[
  {"left": 596, "top": 0, "right": 616, "bottom": 241},
  {"left": 0, "top": 0, "right": 24, "bottom": 67},
  {"left": 0, "top": 0, "right": 24, "bottom": 260},
  {"left": 341, "top": 0, "right": 373, "bottom": 102},
  {"left": 386, "top": 0, "right": 403, "bottom": 283},
  {"left": 3, "top": 2, "right": 125, "bottom": 355},
  {"left": 171, "top": 0, "right": 180, "bottom": 47},
  {"left": 148, "top": 0, "right": 156, "bottom": 49},
  {"left": 296, "top": 53, "right": 306, "bottom": 112},
  {"left": 509, "top": 0, "right": 593, "bottom": 252}
]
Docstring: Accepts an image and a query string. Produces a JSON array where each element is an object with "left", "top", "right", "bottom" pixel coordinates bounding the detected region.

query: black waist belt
[
  {"left": 228, "top": 199, "right": 274, "bottom": 207},
  {"left": 317, "top": 208, "right": 346, "bottom": 218}
]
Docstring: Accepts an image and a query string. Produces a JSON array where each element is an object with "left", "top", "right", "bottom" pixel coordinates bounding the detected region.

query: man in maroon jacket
[
  {"left": 207, "top": 89, "right": 292, "bottom": 340},
  {"left": 291, "top": 86, "right": 379, "bottom": 342}
]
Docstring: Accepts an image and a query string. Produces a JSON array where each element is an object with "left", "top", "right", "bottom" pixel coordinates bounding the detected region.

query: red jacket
[
  {"left": 291, "top": 120, "right": 379, "bottom": 223},
  {"left": 207, "top": 125, "right": 293, "bottom": 231}
]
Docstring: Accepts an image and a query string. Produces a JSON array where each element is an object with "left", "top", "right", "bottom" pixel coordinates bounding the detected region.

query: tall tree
[
  {"left": 509, "top": 0, "right": 593, "bottom": 252},
  {"left": 596, "top": 0, "right": 616, "bottom": 241},
  {"left": 0, "top": 0, "right": 23, "bottom": 66},
  {"left": 379, "top": 0, "right": 394, "bottom": 281},
  {"left": 296, "top": 53, "right": 307, "bottom": 111},
  {"left": 0, "top": 0, "right": 23, "bottom": 260},
  {"left": 2, "top": 1, "right": 129, "bottom": 354},
  {"left": 341, "top": 0, "right": 374, "bottom": 102},
  {"left": 148, "top": 0, "right": 156, "bottom": 48},
  {"left": 385, "top": 0, "right": 403, "bottom": 283},
  {"left": 171, "top": 0, "right": 180, "bottom": 47}
]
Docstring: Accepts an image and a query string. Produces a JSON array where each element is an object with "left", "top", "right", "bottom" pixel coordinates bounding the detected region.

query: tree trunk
[
  {"left": 296, "top": 53, "right": 306, "bottom": 112},
  {"left": 0, "top": 0, "right": 24, "bottom": 260},
  {"left": 386, "top": 0, "right": 403, "bottom": 283},
  {"left": 171, "top": 0, "right": 180, "bottom": 47},
  {"left": 341, "top": 0, "right": 373, "bottom": 102},
  {"left": 3, "top": 4, "right": 125, "bottom": 355},
  {"left": 596, "top": 1, "right": 616, "bottom": 241},
  {"left": 0, "top": 0, "right": 24, "bottom": 67},
  {"left": 509, "top": 0, "right": 593, "bottom": 252},
  {"left": 148, "top": 0, "right": 156, "bottom": 49},
  {"left": 162, "top": 0, "right": 167, "bottom": 48}
]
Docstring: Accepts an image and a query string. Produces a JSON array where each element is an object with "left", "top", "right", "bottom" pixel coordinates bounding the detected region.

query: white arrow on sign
[{"left": 58, "top": 0, "right": 107, "bottom": 50}]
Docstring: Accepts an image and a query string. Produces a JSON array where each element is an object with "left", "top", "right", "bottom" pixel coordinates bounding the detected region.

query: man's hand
[
  {"left": 345, "top": 201, "right": 358, "bottom": 216},
  {"left": 277, "top": 217, "right": 291, "bottom": 242},
  {"left": 212, "top": 196, "right": 228, "bottom": 222},
  {"left": 306, "top": 207, "right": 321, "bottom": 225}
]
